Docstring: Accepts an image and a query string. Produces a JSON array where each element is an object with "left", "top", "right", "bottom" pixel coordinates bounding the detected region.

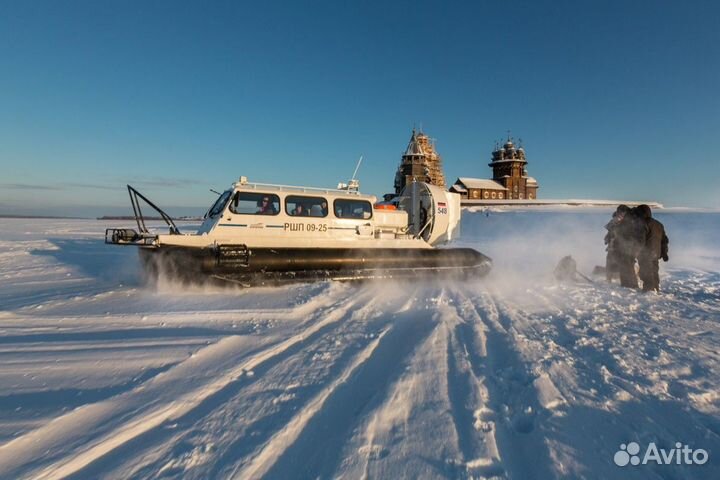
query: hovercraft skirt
[{"left": 140, "top": 246, "right": 491, "bottom": 284}]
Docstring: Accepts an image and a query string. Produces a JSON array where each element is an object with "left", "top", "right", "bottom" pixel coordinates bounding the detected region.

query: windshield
[{"left": 206, "top": 190, "right": 232, "bottom": 218}]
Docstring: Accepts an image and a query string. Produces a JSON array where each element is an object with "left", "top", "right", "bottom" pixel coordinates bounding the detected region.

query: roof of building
[
  {"left": 489, "top": 158, "right": 527, "bottom": 164},
  {"left": 455, "top": 177, "right": 508, "bottom": 190},
  {"left": 525, "top": 176, "right": 538, "bottom": 185},
  {"left": 404, "top": 129, "right": 426, "bottom": 156}
]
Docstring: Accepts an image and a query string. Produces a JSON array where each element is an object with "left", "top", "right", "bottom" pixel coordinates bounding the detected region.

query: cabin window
[
  {"left": 285, "top": 195, "right": 328, "bottom": 217},
  {"left": 333, "top": 199, "right": 373, "bottom": 219},
  {"left": 207, "top": 190, "right": 232, "bottom": 218},
  {"left": 229, "top": 192, "right": 280, "bottom": 216}
]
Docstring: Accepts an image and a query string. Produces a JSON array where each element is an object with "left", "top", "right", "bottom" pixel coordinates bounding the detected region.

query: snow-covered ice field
[{"left": 0, "top": 210, "right": 718, "bottom": 479}]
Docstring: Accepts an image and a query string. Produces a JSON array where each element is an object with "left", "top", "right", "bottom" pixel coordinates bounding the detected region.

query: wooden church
[
  {"left": 394, "top": 129, "right": 447, "bottom": 195},
  {"left": 450, "top": 136, "right": 538, "bottom": 200}
]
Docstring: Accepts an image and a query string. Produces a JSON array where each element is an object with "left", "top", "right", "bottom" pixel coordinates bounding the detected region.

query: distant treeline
[{"left": 0, "top": 214, "right": 85, "bottom": 219}]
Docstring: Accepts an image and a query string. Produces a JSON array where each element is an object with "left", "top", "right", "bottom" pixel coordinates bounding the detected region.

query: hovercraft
[{"left": 105, "top": 177, "right": 492, "bottom": 285}]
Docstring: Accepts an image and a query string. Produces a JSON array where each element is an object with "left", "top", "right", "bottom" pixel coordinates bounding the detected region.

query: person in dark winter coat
[
  {"left": 613, "top": 206, "right": 645, "bottom": 288},
  {"left": 604, "top": 205, "right": 631, "bottom": 282},
  {"left": 636, "top": 204, "right": 669, "bottom": 292}
]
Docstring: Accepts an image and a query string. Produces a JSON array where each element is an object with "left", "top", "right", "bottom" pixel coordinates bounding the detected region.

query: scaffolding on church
[{"left": 394, "top": 129, "right": 447, "bottom": 195}]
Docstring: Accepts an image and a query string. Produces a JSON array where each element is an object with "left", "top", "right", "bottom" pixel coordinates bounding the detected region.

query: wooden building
[
  {"left": 450, "top": 178, "right": 509, "bottom": 200},
  {"left": 394, "top": 129, "right": 447, "bottom": 195},
  {"left": 450, "top": 136, "right": 539, "bottom": 200}
]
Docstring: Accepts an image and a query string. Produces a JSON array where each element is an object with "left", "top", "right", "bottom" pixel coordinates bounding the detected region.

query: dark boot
[
  {"left": 618, "top": 255, "right": 638, "bottom": 288},
  {"left": 638, "top": 256, "right": 660, "bottom": 292}
]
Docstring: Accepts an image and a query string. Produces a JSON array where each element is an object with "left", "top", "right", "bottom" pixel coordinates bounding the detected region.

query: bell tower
[
  {"left": 394, "top": 129, "right": 447, "bottom": 195},
  {"left": 489, "top": 135, "right": 538, "bottom": 199}
]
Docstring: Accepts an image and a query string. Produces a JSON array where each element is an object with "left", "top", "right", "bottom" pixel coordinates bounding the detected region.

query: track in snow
[{"left": 0, "top": 216, "right": 718, "bottom": 479}]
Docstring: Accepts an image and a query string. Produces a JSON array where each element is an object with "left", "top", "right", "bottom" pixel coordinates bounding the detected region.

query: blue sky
[{"left": 0, "top": 0, "right": 718, "bottom": 216}]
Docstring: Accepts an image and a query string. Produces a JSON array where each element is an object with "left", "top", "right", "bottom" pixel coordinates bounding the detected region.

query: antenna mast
[
  {"left": 351, "top": 155, "right": 363, "bottom": 181},
  {"left": 347, "top": 155, "right": 363, "bottom": 191},
  {"left": 337, "top": 155, "right": 364, "bottom": 192}
]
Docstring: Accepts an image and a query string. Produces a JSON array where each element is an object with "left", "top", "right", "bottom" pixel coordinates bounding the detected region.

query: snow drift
[{"left": 0, "top": 210, "right": 717, "bottom": 479}]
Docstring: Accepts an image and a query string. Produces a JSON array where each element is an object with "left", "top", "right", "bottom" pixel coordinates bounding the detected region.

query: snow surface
[{"left": 0, "top": 211, "right": 718, "bottom": 479}]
